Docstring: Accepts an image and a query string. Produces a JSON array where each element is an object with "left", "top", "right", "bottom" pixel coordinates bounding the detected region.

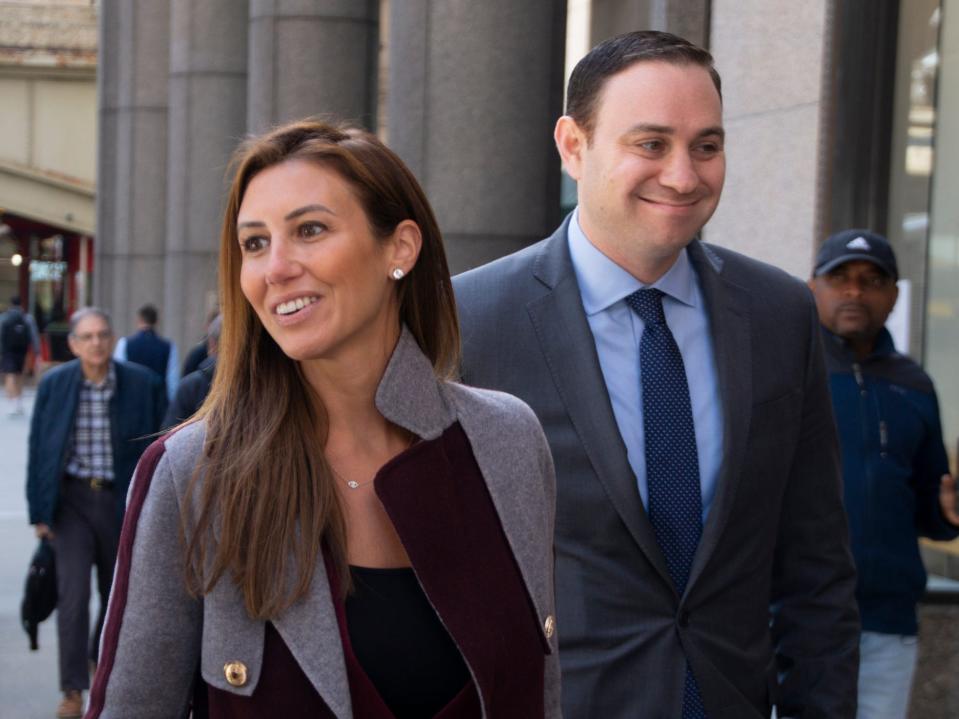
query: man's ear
[
  {"left": 387, "top": 220, "right": 423, "bottom": 276},
  {"left": 554, "top": 115, "right": 587, "bottom": 181}
]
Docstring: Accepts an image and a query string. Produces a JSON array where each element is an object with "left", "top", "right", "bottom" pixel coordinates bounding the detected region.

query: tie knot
[{"left": 625, "top": 288, "right": 666, "bottom": 325}]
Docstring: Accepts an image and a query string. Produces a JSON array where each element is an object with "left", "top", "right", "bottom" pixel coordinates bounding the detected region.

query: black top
[{"left": 345, "top": 566, "right": 470, "bottom": 718}]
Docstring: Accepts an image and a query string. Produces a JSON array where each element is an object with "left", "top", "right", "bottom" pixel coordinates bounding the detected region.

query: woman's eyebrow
[{"left": 285, "top": 204, "right": 335, "bottom": 221}]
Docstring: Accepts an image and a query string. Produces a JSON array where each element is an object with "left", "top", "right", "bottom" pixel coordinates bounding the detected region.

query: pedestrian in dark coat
[
  {"left": 26, "top": 307, "right": 165, "bottom": 718},
  {"left": 162, "top": 315, "right": 220, "bottom": 429},
  {"left": 809, "top": 229, "right": 959, "bottom": 718}
]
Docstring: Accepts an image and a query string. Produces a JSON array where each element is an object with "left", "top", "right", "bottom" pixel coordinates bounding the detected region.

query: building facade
[
  {"left": 0, "top": 0, "right": 97, "bottom": 360},
  {"left": 89, "top": 1, "right": 959, "bottom": 455},
  {"left": 0, "top": 2, "right": 955, "bottom": 462}
]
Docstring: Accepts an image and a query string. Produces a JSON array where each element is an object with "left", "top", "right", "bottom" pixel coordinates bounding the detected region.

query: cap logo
[{"left": 846, "top": 236, "right": 871, "bottom": 251}]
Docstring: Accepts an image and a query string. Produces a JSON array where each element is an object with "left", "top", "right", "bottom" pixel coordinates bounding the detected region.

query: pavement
[{"left": 0, "top": 387, "right": 64, "bottom": 719}]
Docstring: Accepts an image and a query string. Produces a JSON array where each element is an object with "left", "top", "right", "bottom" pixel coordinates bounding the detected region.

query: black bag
[
  {"left": 21, "top": 538, "right": 57, "bottom": 651},
  {"left": 1, "top": 312, "right": 30, "bottom": 353}
]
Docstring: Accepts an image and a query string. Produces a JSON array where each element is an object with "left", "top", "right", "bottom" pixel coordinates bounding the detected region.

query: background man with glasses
[
  {"left": 26, "top": 307, "right": 166, "bottom": 718},
  {"left": 808, "top": 230, "right": 959, "bottom": 719}
]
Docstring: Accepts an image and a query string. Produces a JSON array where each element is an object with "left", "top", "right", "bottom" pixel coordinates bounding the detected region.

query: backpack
[{"left": 1, "top": 311, "right": 30, "bottom": 353}]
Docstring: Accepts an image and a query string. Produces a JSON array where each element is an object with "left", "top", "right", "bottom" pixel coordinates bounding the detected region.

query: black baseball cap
[{"left": 814, "top": 229, "right": 898, "bottom": 280}]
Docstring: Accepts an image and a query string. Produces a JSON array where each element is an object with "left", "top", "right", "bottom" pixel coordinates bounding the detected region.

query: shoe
[{"left": 56, "top": 690, "right": 83, "bottom": 718}]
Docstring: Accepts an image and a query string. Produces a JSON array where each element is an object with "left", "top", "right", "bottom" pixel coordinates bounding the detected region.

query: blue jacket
[
  {"left": 26, "top": 359, "right": 167, "bottom": 526},
  {"left": 823, "top": 327, "right": 957, "bottom": 635}
]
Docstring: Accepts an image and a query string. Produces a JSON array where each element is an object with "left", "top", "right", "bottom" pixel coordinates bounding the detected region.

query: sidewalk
[{"left": 0, "top": 387, "right": 62, "bottom": 719}]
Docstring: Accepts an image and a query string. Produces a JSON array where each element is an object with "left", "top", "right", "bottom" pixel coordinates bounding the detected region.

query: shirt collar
[
  {"left": 83, "top": 362, "right": 116, "bottom": 392},
  {"left": 567, "top": 207, "right": 698, "bottom": 316}
]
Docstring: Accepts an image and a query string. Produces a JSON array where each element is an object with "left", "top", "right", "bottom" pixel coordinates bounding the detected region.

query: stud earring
[{"left": 391, "top": 268, "right": 405, "bottom": 280}]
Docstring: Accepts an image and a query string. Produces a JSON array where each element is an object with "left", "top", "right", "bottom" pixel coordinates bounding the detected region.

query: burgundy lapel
[{"left": 375, "top": 423, "right": 547, "bottom": 718}]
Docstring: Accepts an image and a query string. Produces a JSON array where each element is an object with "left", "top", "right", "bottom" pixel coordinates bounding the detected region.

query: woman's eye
[
  {"left": 240, "top": 236, "right": 267, "bottom": 253},
  {"left": 299, "top": 222, "right": 327, "bottom": 239}
]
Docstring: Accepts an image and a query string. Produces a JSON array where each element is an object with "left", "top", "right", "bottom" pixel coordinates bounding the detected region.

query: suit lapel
[
  {"left": 526, "top": 222, "right": 674, "bottom": 588},
  {"left": 272, "top": 560, "right": 353, "bottom": 719},
  {"left": 686, "top": 242, "right": 753, "bottom": 592}
]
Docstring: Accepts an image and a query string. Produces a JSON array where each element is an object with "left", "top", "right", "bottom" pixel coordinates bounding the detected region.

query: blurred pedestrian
[
  {"left": 1, "top": 295, "right": 41, "bottom": 416},
  {"left": 809, "top": 229, "right": 959, "bottom": 719},
  {"left": 113, "top": 303, "right": 179, "bottom": 401},
  {"left": 26, "top": 307, "right": 166, "bottom": 718},
  {"left": 180, "top": 307, "right": 220, "bottom": 378},
  {"left": 162, "top": 314, "right": 220, "bottom": 428},
  {"left": 88, "top": 120, "right": 559, "bottom": 718}
]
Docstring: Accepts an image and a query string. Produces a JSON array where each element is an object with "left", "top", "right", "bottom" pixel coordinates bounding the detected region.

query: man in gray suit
[{"left": 454, "top": 31, "right": 859, "bottom": 718}]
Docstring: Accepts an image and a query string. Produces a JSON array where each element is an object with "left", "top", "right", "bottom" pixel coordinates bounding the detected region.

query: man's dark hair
[
  {"left": 10, "top": 295, "right": 21, "bottom": 307},
  {"left": 566, "top": 30, "right": 722, "bottom": 140},
  {"left": 138, "top": 303, "right": 158, "bottom": 326}
]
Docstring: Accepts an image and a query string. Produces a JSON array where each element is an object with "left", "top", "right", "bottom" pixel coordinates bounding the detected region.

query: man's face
[
  {"left": 557, "top": 60, "right": 725, "bottom": 280},
  {"left": 808, "top": 260, "right": 899, "bottom": 343},
  {"left": 67, "top": 315, "right": 114, "bottom": 373}
]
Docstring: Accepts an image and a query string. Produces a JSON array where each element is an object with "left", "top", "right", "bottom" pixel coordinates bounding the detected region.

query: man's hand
[
  {"left": 939, "top": 474, "right": 959, "bottom": 527},
  {"left": 34, "top": 523, "right": 53, "bottom": 540}
]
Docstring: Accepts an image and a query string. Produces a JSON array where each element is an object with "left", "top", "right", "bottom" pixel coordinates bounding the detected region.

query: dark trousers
[{"left": 52, "top": 478, "right": 120, "bottom": 692}]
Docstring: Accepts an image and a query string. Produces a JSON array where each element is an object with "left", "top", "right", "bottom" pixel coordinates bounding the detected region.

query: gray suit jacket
[
  {"left": 454, "top": 217, "right": 859, "bottom": 719},
  {"left": 90, "top": 329, "right": 561, "bottom": 718}
]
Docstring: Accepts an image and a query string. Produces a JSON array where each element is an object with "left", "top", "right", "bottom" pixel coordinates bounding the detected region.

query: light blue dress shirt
[{"left": 568, "top": 209, "right": 724, "bottom": 521}]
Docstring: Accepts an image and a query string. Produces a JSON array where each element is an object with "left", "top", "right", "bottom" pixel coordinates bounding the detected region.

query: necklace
[
  {"left": 330, "top": 464, "right": 376, "bottom": 491},
  {"left": 329, "top": 434, "right": 416, "bottom": 490}
]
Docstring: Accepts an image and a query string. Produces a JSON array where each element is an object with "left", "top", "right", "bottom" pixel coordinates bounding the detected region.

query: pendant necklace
[{"left": 330, "top": 434, "right": 416, "bottom": 490}]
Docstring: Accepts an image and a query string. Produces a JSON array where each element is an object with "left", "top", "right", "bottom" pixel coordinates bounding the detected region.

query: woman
[{"left": 85, "top": 120, "right": 559, "bottom": 719}]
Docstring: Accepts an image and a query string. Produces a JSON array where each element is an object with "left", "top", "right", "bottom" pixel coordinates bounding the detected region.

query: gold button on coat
[
  {"left": 224, "top": 661, "right": 248, "bottom": 687},
  {"left": 544, "top": 615, "right": 556, "bottom": 639}
]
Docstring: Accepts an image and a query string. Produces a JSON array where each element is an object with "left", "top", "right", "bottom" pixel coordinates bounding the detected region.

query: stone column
[
  {"left": 388, "top": 0, "right": 568, "bottom": 272},
  {"left": 95, "top": 0, "right": 170, "bottom": 335},
  {"left": 247, "top": 0, "right": 378, "bottom": 133},
  {"left": 705, "top": 0, "right": 831, "bottom": 278},
  {"left": 165, "top": 0, "right": 248, "bottom": 353},
  {"left": 590, "top": 0, "right": 709, "bottom": 48}
]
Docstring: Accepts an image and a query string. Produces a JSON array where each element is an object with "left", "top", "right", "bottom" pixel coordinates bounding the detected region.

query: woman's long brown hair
[{"left": 182, "top": 120, "right": 460, "bottom": 619}]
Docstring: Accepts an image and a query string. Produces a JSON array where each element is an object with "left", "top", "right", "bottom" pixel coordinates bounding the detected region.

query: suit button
[
  {"left": 224, "top": 661, "right": 247, "bottom": 687},
  {"left": 544, "top": 614, "right": 556, "bottom": 639},
  {"left": 678, "top": 611, "right": 690, "bottom": 628}
]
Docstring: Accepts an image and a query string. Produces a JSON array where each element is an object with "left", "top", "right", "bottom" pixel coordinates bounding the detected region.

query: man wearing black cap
[{"left": 809, "top": 229, "right": 959, "bottom": 718}]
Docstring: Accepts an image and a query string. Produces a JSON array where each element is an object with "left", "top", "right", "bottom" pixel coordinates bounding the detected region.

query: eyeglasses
[
  {"left": 72, "top": 331, "right": 113, "bottom": 343},
  {"left": 820, "top": 272, "right": 895, "bottom": 292}
]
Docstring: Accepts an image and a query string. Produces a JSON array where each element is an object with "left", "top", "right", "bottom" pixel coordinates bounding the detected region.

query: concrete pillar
[
  {"left": 247, "top": 0, "right": 378, "bottom": 134},
  {"left": 590, "top": 0, "right": 709, "bottom": 48},
  {"left": 95, "top": 1, "right": 170, "bottom": 335},
  {"left": 165, "top": 0, "right": 248, "bottom": 353},
  {"left": 705, "top": 0, "right": 831, "bottom": 278},
  {"left": 388, "top": 0, "right": 568, "bottom": 273}
]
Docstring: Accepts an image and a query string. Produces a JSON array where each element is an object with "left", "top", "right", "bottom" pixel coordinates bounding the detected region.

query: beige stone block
[
  {"left": 0, "top": 79, "right": 30, "bottom": 165},
  {"left": 710, "top": 0, "right": 827, "bottom": 118},
  {"left": 703, "top": 102, "right": 821, "bottom": 279},
  {"left": 33, "top": 80, "right": 97, "bottom": 182}
]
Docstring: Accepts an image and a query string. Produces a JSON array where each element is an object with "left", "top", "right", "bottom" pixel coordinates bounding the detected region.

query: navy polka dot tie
[{"left": 626, "top": 288, "right": 706, "bottom": 719}]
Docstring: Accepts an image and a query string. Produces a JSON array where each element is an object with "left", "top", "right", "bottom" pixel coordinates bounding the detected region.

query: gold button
[
  {"left": 544, "top": 614, "right": 556, "bottom": 639},
  {"left": 224, "top": 661, "right": 247, "bottom": 687}
]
